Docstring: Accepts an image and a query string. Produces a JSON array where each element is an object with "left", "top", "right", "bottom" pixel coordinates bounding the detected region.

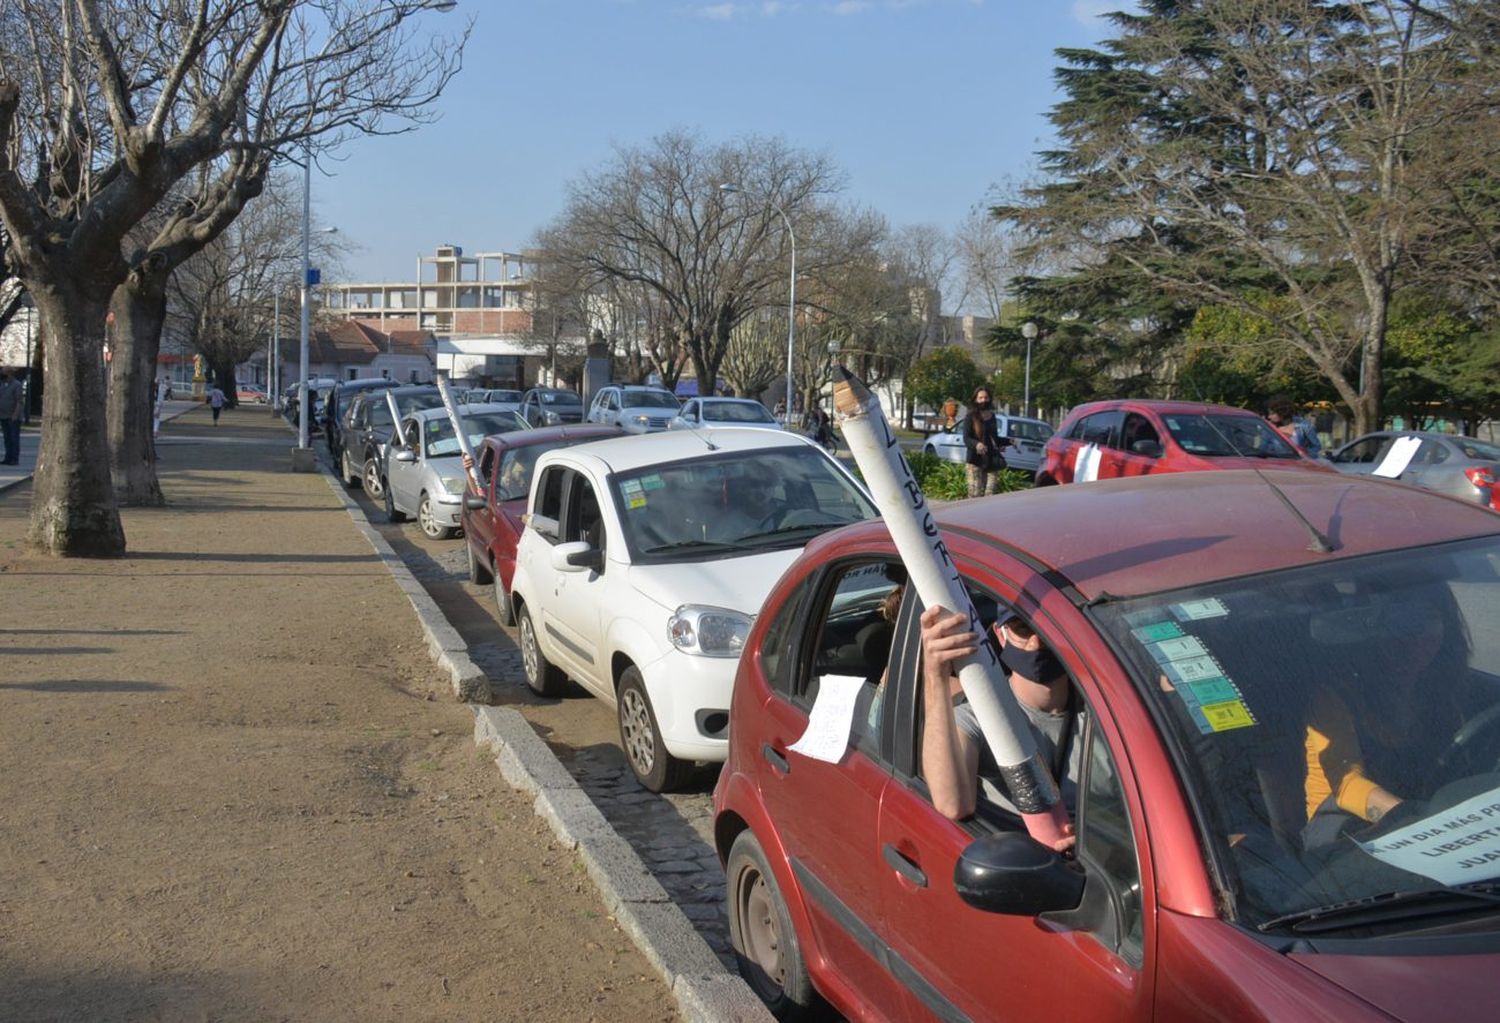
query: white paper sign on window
[
  {"left": 1357, "top": 785, "right": 1500, "bottom": 886},
  {"left": 787, "top": 674, "right": 867, "bottom": 764},
  {"left": 1372, "top": 435, "right": 1421, "bottom": 479},
  {"left": 1074, "top": 443, "right": 1103, "bottom": 483}
]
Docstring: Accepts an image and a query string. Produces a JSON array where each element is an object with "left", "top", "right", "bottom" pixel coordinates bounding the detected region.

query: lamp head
[
  {"left": 1021, "top": 321, "right": 1039, "bottom": 340},
  {"left": 718, "top": 182, "right": 741, "bottom": 195}
]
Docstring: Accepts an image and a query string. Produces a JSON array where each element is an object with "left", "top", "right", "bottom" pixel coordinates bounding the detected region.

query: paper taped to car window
[
  {"left": 788, "top": 674, "right": 867, "bottom": 763},
  {"left": 1075, "top": 443, "right": 1103, "bottom": 483},
  {"left": 1373, "top": 435, "right": 1421, "bottom": 478}
]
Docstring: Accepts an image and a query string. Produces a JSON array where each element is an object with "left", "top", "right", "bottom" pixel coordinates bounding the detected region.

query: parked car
[
  {"left": 384, "top": 404, "right": 529, "bottom": 539},
  {"left": 281, "top": 378, "right": 338, "bottom": 422},
  {"left": 509, "top": 429, "right": 877, "bottom": 791},
  {"left": 460, "top": 425, "right": 625, "bottom": 625},
  {"left": 714, "top": 469, "right": 1500, "bottom": 1020},
  {"left": 668, "top": 397, "right": 781, "bottom": 431},
  {"left": 235, "top": 384, "right": 269, "bottom": 404},
  {"left": 1329, "top": 430, "right": 1500, "bottom": 511},
  {"left": 323, "top": 377, "right": 399, "bottom": 464},
  {"left": 924, "top": 413, "right": 1055, "bottom": 474},
  {"left": 338, "top": 385, "right": 445, "bottom": 496},
  {"left": 519, "top": 387, "right": 585, "bottom": 427},
  {"left": 463, "top": 387, "right": 524, "bottom": 408},
  {"left": 1037, "top": 399, "right": 1331, "bottom": 486},
  {"left": 587, "top": 385, "right": 682, "bottom": 433}
]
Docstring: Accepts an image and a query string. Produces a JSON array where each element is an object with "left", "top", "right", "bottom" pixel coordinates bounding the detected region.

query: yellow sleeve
[{"left": 1305, "top": 692, "right": 1380, "bottom": 822}]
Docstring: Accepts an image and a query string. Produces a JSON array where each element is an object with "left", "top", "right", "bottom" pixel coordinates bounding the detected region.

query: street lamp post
[
  {"left": 720, "top": 183, "right": 795, "bottom": 420},
  {"left": 1021, "top": 321, "right": 1039, "bottom": 419}
]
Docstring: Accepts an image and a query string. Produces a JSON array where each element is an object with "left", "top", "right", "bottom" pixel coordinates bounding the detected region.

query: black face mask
[{"left": 1000, "top": 641, "right": 1064, "bottom": 683}]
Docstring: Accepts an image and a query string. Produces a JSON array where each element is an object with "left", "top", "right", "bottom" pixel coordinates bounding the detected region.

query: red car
[
  {"left": 714, "top": 470, "right": 1500, "bottom": 1021},
  {"left": 461, "top": 424, "right": 622, "bottom": 623},
  {"left": 1036, "top": 399, "right": 1331, "bottom": 486}
]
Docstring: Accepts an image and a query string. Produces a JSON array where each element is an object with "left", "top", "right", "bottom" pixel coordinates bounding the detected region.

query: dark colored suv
[{"left": 323, "top": 378, "right": 398, "bottom": 463}]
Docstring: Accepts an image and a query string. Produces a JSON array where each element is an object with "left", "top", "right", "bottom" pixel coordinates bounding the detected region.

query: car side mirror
[
  {"left": 463, "top": 494, "right": 486, "bottom": 511},
  {"left": 1130, "top": 440, "right": 1163, "bottom": 458},
  {"left": 550, "top": 540, "right": 602, "bottom": 574},
  {"left": 954, "top": 832, "right": 1085, "bottom": 916},
  {"left": 393, "top": 449, "right": 416, "bottom": 463}
]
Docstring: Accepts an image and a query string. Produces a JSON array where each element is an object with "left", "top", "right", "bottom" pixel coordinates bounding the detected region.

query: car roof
[
  {"left": 826, "top": 470, "right": 1500, "bottom": 603},
  {"left": 334, "top": 378, "right": 397, "bottom": 393},
  {"left": 541, "top": 427, "right": 818, "bottom": 474},
  {"left": 482, "top": 424, "right": 623, "bottom": 449},
  {"left": 406, "top": 402, "right": 520, "bottom": 421},
  {"left": 1065, "top": 399, "right": 1263, "bottom": 419}
]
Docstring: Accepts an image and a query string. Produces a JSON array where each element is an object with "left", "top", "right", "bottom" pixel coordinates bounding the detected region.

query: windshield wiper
[
  {"left": 641, "top": 539, "right": 746, "bottom": 554},
  {"left": 1258, "top": 882, "right": 1500, "bottom": 935},
  {"left": 737, "top": 520, "right": 853, "bottom": 542}
]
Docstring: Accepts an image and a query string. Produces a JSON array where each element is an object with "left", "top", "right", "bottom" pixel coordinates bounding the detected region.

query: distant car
[
  {"left": 924, "top": 413, "right": 1055, "bottom": 474},
  {"left": 1329, "top": 430, "right": 1500, "bottom": 510},
  {"left": 463, "top": 387, "right": 524, "bottom": 407},
  {"left": 323, "top": 378, "right": 399, "bottom": 463},
  {"left": 715, "top": 470, "right": 1500, "bottom": 1021},
  {"left": 669, "top": 397, "right": 781, "bottom": 431},
  {"left": 461, "top": 425, "right": 626, "bottom": 624},
  {"left": 281, "top": 378, "right": 338, "bottom": 422},
  {"left": 1037, "top": 399, "right": 1331, "bottom": 486},
  {"left": 338, "top": 385, "right": 445, "bottom": 496},
  {"left": 508, "top": 429, "right": 877, "bottom": 790},
  {"left": 236, "top": 384, "right": 269, "bottom": 404},
  {"left": 384, "top": 404, "right": 530, "bottom": 539},
  {"left": 519, "top": 387, "right": 585, "bottom": 427},
  {"left": 587, "top": 385, "right": 682, "bottom": 433}
]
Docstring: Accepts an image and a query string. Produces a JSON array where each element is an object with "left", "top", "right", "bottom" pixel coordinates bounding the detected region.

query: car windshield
[
  {"left": 1162, "top": 413, "right": 1300, "bottom": 459},
  {"left": 622, "top": 389, "right": 679, "bottom": 409},
  {"left": 394, "top": 391, "right": 443, "bottom": 416},
  {"left": 488, "top": 389, "right": 523, "bottom": 404},
  {"left": 612, "top": 446, "right": 876, "bottom": 559},
  {"left": 1006, "top": 419, "right": 1053, "bottom": 442},
  {"left": 1090, "top": 535, "right": 1500, "bottom": 934},
  {"left": 703, "top": 401, "right": 776, "bottom": 424},
  {"left": 541, "top": 391, "right": 581, "bottom": 406},
  {"left": 425, "top": 412, "right": 525, "bottom": 458}
]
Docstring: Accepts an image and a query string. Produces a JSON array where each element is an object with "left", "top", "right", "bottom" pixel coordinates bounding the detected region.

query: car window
[
  {"left": 1416, "top": 439, "right": 1449, "bottom": 465},
  {"left": 424, "top": 413, "right": 525, "bottom": 458},
  {"left": 400, "top": 418, "right": 421, "bottom": 450},
  {"left": 1003, "top": 419, "right": 1053, "bottom": 443},
  {"left": 1076, "top": 721, "right": 1145, "bottom": 963},
  {"left": 1161, "top": 413, "right": 1299, "bottom": 459},
  {"left": 542, "top": 391, "right": 581, "bottom": 406},
  {"left": 490, "top": 389, "right": 522, "bottom": 404},
  {"left": 704, "top": 401, "right": 776, "bottom": 424},
  {"left": 1118, "top": 413, "right": 1160, "bottom": 455},
  {"left": 1458, "top": 439, "right": 1500, "bottom": 461},
  {"left": 1333, "top": 435, "right": 1392, "bottom": 464},
  {"left": 565, "top": 477, "right": 606, "bottom": 559},
  {"left": 1091, "top": 535, "right": 1500, "bottom": 933},
  {"left": 532, "top": 465, "right": 567, "bottom": 539},
  {"left": 761, "top": 578, "right": 812, "bottom": 697},
  {"left": 622, "top": 389, "right": 679, "bottom": 409},
  {"left": 478, "top": 446, "right": 496, "bottom": 487},
  {"left": 1070, "top": 411, "right": 1121, "bottom": 446}
]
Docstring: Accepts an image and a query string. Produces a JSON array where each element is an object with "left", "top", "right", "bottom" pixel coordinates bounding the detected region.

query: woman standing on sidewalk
[{"left": 962, "top": 387, "right": 1009, "bottom": 498}]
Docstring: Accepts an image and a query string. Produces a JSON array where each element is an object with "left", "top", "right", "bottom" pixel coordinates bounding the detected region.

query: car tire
[
  {"left": 363, "top": 457, "right": 384, "bottom": 500},
  {"left": 923, "top": 444, "right": 937, "bottom": 457},
  {"left": 339, "top": 449, "right": 360, "bottom": 489},
  {"left": 518, "top": 605, "right": 566, "bottom": 697},
  {"left": 418, "top": 493, "right": 453, "bottom": 539},
  {"left": 492, "top": 573, "right": 514, "bottom": 626},
  {"left": 384, "top": 484, "right": 407, "bottom": 523},
  {"left": 726, "top": 830, "right": 824, "bottom": 1020},
  {"left": 616, "top": 666, "right": 690, "bottom": 793},
  {"left": 1034, "top": 472, "right": 1058, "bottom": 488},
  {"left": 466, "top": 541, "right": 494, "bottom": 585}
]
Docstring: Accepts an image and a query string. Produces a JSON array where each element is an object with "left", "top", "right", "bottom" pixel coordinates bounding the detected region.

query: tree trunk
[
  {"left": 107, "top": 272, "right": 169, "bottom": 506},
  {"left": 1354, "top": 287, "right": 1390, "bottom": 437},
  {"left": 27, "top": 283, "right": 127, "bottom": 557}
]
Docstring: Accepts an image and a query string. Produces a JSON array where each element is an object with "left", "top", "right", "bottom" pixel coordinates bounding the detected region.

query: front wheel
[
  {"left": 339, "top": 449, "right": 360, "bottom": 489},
  {"left": 492, "top": 572, "right": 514, "bottom": 626},
  {"left": 384, "top": 484, "right": 407, "bottom": 523},
  {"left": 726, "top": 830, "right": 824, "bottom": 1020},
  {"left": 617, "top": 667, "right": 690, "bottom": 792},
  {"left": 467, "top": 541, "right": 494, "bottom": 585},
  {"left": 363, "top": 457, "right": 384, "bottom": 500},
  {"left": 418, "top": 493, "right": 454, "bottom": 539},
  {"left": 518, "top": 605, "right": 567, "bottom": 697}
]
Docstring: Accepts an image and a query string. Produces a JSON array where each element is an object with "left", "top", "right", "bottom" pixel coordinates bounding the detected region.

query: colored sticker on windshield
[
  {"left": 1199, "top": 699, "right": 1256, "bottom": 732},
  {"left": 627, "top": 494, "right": 647, "bottom": 510},
  {"left": 1147, "top": 635, "right": 1209, "bottom": 663},
  {"left": 1171, "top": 598, "right": 1229, "bottom": 621},
  {"left": 621, "top": 479, "right": 643, "bottom": 494},
  {"left": 1132, "top": 621, "right": 1185, "bottom": 644},
  {"left": 1178, "top": 676, "right": 1239, "bottom": 706},
  {"left": 640, "top": 474, "right": 665, "bottom": 491},
  {"left": 1161, "top": 655, "right": 1224, "bottom": 684}
]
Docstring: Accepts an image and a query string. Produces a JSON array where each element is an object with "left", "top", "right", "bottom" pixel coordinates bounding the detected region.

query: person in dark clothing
[{"left": 961, "top": 387, "right": 1009, "bottom": 498}]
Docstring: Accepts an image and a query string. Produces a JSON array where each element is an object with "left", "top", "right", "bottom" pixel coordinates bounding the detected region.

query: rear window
[{"left": 541, "top": 392, "right": 581, "bottom": 406}]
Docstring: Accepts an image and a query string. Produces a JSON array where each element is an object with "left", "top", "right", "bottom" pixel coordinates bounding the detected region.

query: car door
[
  {"left": 1058, "top": 411, "right": 1122, "bottom": 483},
  {"left": 1402, "top": 437, "right": 1451, "bottom": 494},
  {"left": 872, "top": 574, "right": 1152, "bottom": 1022},
  {"left": 534, "top": 465, "right": 608, "bottom": 693},
  {"left": 1113, "top": 410, "right": 1165, "bottom": 477},
  {"left": 756, "top": 558, "right": 913, "bottom": 1021},
  {"left": 387, "top": 416, "right": 424, "bottom": 512},
  {"left": 468, "top": 441, "right": 499, "bottom": 555}
]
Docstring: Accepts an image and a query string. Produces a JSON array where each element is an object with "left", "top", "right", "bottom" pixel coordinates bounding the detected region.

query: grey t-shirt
[{"left": 955, "top": 697, "right": 1083, "bottom": 817}]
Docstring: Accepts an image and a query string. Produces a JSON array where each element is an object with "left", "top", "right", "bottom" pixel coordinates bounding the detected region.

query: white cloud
[{"left": 697, "top": 3, "right": 739, "bottom": 18}]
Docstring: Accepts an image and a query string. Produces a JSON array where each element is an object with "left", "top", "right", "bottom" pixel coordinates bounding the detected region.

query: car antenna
[
  {"left": 1187, "top": 388, "right": 1336, "bottom": 554},
  {"left": 679, "top": 402, "right": 719, "bottom": 451}
]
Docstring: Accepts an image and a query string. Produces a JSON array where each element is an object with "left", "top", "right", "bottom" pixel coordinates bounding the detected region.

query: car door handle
[
  {"left": 762, "top": 743, "right": 790, "bottom": 775},
  {"left": 882, "top": 844, "right": 928, "bottom": 888}
]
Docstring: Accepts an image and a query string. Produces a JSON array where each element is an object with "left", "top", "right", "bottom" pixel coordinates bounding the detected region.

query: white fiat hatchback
[{"left": 508, "top": 429, "right": 875, "bottom": 791}]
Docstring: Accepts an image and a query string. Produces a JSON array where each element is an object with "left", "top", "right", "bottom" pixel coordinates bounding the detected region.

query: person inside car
[{"left": 919, "top": 604, "right": 1081, "bottom": 851}]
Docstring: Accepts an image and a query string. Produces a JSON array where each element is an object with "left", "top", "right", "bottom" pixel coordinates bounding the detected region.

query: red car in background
[
  {"left": 461, "top": 424, "right": 622, "bottom": 624},
  {"left": 714, "top": 470, "right": 1500, "bottom": 1021},
  {"left": 1036, "top": 399, "right": 1331, "bottom": 486}
]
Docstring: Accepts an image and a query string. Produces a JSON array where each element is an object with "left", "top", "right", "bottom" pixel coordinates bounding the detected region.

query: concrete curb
[{"left": 473, "top": 707, "right": 773, "bottom": 1023}]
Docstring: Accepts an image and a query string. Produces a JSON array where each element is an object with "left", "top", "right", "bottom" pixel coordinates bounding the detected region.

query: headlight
[
  {"left": 544, "top": 410, "right": 561, "bottom": 424},
  {"left": 440, "top": 476, "right": 465, "bottom": 495},
  {"left": 667, "top": 605, "right": 754, "bottom": 658},
  {"left": 630, "top": 414, "right": 651, "bottom": 428}
]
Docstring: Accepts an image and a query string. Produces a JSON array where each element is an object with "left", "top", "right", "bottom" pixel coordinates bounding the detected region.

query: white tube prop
[
  {"left": 832, "top": 367, "right": 1069, "bottom": 848},
  {"left": 434, "top": 372, "right": 483, "bottom": 493}
]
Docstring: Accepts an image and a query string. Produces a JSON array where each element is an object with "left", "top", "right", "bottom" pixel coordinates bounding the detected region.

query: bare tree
[{"left": 0, "top": 0, "right": 467, "bottom": 554}]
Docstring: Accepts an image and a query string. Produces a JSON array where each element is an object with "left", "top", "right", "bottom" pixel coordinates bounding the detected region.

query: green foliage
[
  {"left": 904, "top": 451, "right": 1029, "bottom": 501},
  {"left": 904, "top": 346, "right": 988, "bottom": 410}
]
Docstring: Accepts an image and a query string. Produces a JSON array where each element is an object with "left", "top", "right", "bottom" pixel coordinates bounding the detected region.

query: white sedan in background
[
  {"left": 508, "top": 429, "right": 876, "bottom": 791},
  {"left": 668, "top": 397, "right": 782, "bottom": 431},
  {"left": 924, "top": 413, "right": 1055, "bottom": 474}
]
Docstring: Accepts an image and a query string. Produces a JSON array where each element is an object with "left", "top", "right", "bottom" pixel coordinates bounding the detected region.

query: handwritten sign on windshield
[{"left": 1358, "top": 785, "right": 1500, "bottom": 885}]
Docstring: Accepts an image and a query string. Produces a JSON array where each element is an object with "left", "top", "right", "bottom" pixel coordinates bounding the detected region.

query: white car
[
  {"left": 508, "top": 429, "right": 877, "bottom": 791},
  {"left": 587, "top": 384, "right": 681, "bottom": 433},
  {"left": 923, "top": 413, "right": 1055, "bottom": 474},
  {"left": 384, "top": 403, "right": 529, "bottom": 538},
  {"left": 668, "top": 397, "right": 781, "bottom": 431}
]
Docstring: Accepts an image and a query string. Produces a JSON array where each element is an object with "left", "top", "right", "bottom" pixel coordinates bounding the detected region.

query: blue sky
[{"left": 319, "top": 0, "right": 1119, "bottom": 289}]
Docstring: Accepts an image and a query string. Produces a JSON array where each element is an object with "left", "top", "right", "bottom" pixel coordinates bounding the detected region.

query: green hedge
[{"left": 903, "top": 451, "right": 1029, "bottom": 501}]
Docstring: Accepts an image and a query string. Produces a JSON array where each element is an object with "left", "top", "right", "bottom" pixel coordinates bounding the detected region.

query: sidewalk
[{"left": 0, "top": 404, "right": 678, "bottom": 1022}]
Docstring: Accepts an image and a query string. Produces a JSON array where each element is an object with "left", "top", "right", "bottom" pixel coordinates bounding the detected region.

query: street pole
[
  {"left": 270, "top": 292, "right": 279, "bottom": 414},
  {"left": 298, "top": 142, "right": 312, "bottom": 452},
  {"left": 1022, "top": 321, "right": 1039, "bottom": 419}
]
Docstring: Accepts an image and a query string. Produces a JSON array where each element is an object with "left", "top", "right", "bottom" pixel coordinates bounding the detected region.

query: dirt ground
[{"left": 0, "top": 406, "right": 679, "bottom": 1022}]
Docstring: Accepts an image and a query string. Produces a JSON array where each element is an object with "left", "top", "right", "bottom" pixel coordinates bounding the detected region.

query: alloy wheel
[
  {"left": 363, "top": 458, "right": 383, "bottom": 499},
  {"left": 618, "top": 685, "right": 656, "bottom": 777}
]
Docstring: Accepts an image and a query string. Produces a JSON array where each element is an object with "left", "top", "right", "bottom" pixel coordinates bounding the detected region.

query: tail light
[{"left": 1465, "top": 466, "right": 1499, "bottom": 511}]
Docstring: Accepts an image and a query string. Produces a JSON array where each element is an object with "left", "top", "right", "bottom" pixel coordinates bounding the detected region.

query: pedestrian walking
[
  {"left": 207, "top": 384, "right": 225, "bottom": 425},
  {"left": 962, "top": 386, "right": 1009, "bottom": 498},
  {"left": 0, "top": 369, "right": 23, "bottom": 465}
]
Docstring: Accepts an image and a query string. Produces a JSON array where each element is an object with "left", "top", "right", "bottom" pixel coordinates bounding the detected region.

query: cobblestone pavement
[{"left": 402, "top": 540, "right": 735, "bottom": 968}]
